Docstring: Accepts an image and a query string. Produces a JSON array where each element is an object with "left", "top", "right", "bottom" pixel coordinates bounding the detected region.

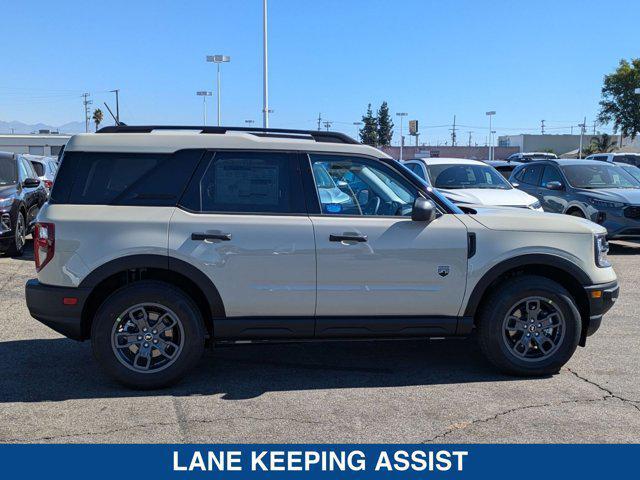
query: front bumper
[
  {"left": 583, "top": 280, "right": 619, "bottom": 337},
  {"left": 25, "top": 279, "right": 90, "bottom": 340}
]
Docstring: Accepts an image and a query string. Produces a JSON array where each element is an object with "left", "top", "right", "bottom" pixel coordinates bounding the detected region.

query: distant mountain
[{"left": 0, "top": 120, "right": 85, "bottom": 134}]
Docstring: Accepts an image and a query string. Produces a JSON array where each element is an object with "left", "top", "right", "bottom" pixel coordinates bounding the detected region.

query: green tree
[
  {"left": 92, "top": 108, "right": 104, "bottom": 132},
  {"left": 589, "top": 133, "right": 617, "bottom": 153},
  {"left": 376, "top": 101, "right": 394, "bottom": 146},
  {"left": 359, "top": 104, "right": 378, "bottom": 146},
  {"left": 598, "top": 58, "right": 640, "bottom": 141}
]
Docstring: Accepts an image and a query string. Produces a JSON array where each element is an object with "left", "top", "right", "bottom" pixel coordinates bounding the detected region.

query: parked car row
[
  {"left": 0, "top": 151, "right": 48, "bottom": 256},
  {"left": 401, "top": 154, "right": 640, "bottom": 240},
  {"left": 24, "top": 126, "right": 617, "bottom": 389}
]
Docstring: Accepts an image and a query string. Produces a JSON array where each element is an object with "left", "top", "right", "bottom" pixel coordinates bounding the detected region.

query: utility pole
[
  {"left": 468, "top": 131, "right": 473, "bottom": 147},
  {"left": 317, "top": 113, "right": 322, "bottom": 131},
  {"left": 82, "top": 93, "right": 92, "bottom": 133},
  {"left": 110, "top": 89, "right": 120, "bottom": 124},
  {"left": 578, "top": 117, "right": 587, "bottom": 159},
  {"left": 592, "top": 120, "right": 597, "bottom": 135},
  {"left": 262, "top": 0, "right": 269, "bottom": 128},
  {"left": 541, "top": 119, "right": 545, "bottom": 135},
  {"left": 450, "top": 115, "right": 457, "bottom": 146},
  {"left": 323, "top": 121, "right": 332, "bottom": 131}
]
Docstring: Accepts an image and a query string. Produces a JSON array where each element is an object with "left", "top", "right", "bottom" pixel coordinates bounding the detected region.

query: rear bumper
[
  {"left": 25, "top": 279, "right": 90, "bottom": 340},
  {"left": 583, "top": 280, "right": 619, "bottom": 337}
]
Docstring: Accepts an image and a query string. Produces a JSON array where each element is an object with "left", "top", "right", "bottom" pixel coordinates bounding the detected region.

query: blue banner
[{"left": 0, "top": 444, "right": 637, "bottom": 479}]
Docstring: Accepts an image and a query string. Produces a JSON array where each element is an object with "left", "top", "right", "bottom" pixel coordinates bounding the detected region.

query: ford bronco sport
[{"left": 25, "top": 126, "right": 619, "bottom": 388}]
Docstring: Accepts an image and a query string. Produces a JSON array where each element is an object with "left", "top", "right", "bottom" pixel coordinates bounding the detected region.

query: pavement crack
[
  {"left": 422, "top": 396, "right": 613, "bottom": 443},
  {"left": 566, "top": 368, "right": 640, "bottom": 413}
]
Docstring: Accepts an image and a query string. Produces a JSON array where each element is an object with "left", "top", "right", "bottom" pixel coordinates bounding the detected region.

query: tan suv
[{"left": 25, "top": 126, "right": 618, "bottom": 388}]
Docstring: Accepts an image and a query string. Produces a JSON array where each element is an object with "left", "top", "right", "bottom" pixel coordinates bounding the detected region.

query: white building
[{"left": 0, "top": 133, "right": 71, "bottom": 157}]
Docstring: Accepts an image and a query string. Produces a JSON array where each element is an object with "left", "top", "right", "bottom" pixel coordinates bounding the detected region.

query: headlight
[
  {"left": 594, "top": 234, "right": 611, "bottom": 268},
  {"left": 589, "top": 198, "right": 625, "bottom": 209},
  {"left": 528, "top": 200, "right": 542, "bottom": 210},
  {"left": 0, "top": 197, "right": 14, "bottom": 208}
]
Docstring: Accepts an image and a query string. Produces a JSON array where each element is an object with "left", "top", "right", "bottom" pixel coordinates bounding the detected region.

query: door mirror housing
[
  {"left": 510, "top": 181, "right": 520, "bottom": 188},
  {"left": 22, "top": 177, "right": 41, "bottom": 188},
  {"left": 545, "top": 181, "right": 563, "bottom": 190},
  {"left": 411, "top": 197, "right": 437, "bottom": 222}
]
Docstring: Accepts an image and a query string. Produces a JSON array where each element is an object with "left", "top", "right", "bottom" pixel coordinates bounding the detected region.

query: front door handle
[
  {"left": 191, "top": 232, "right": 232, "bottom": 241},
  {"left": 329, "top": 233, "right": 368, "bottom": 243}
]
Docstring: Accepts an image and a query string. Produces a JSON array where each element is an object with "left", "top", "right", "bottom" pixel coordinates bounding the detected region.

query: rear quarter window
[{"left": 49, "top": 150, "right": 204, "bottom": 206}]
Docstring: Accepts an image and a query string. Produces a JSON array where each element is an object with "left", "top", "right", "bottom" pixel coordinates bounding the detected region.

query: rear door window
[
  {"left": 179, "top": 151, "right": 306, "bottom": 214},
  {"left": 30, "top": 161, "right": 45, "bottom": 177},
  {"left": 50, "top": 150, "right": 204, "bottom": 206}
]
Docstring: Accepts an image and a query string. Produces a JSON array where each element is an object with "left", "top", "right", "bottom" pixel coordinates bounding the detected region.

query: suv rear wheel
[
  {"left": 477, "top": 275, "right": 581, "bottom": 376},
  {"left": 6, "top": 210, "right": 26, "bottom": 257},
  {"left": 91, "top": 281, "right": 206, "bottom": 389}
]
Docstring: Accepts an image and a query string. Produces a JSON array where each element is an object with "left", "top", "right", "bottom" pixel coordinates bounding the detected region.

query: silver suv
[{"left": 25, "top": 126, "right": 619, "bottom": 388}]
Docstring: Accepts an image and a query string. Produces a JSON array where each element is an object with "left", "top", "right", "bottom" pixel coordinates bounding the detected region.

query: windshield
[
  {"left": 561, "top": 164, "right": 640, "bottom": 189},
  {"left": 0, "top": 157, "right": 18, "bottom": 186},
  {"left": 620, "top": 164, "right": 640, "bottom": 182},
  {"left": 426, "top": 164, "right": 511, "bottom": 190}
]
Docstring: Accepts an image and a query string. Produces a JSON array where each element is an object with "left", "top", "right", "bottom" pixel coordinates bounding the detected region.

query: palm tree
[
  {"left": 589, "top": 133, "right": 616, "bottom": 153},
  {"left": 92, "top": 108, "right": 104, "bottom": 132}
]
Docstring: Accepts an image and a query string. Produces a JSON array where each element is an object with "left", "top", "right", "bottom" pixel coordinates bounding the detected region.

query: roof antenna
[{"left": 103, "top": 102, "right": 125, "bottom": 126}]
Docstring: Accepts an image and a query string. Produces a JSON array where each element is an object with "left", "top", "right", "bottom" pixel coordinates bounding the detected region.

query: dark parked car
[
  {"left": 509, "top": 159, "right": 640, "bottom": 239},
  {"left": 0, "top": 151, "right": 48, "bottom": 256},
  {"left": 485, "top": 160, "right": 524, "bottom": 179}
]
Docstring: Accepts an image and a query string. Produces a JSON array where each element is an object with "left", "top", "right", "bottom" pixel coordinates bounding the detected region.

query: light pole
[
  {"left": 486, "top": 111, "right": 496, "bottom": 161},
  {"left": 262, "top": 0, "right": 269, "bottom": 128},
  {"left": 578, "top": 117, "right": 587, "bottom": 159},
  {"left": 396, "top": 112, "right": 408, "bottom": 161},
  {"left": 353, "top": 121, "right": 363, "bottom": 140},
  {"left": 109, "top": 89, "right": 120, "bottom": 124},
  {"left": 196, "top": 91, "right": 212, "bottom": 125},
  {"left": 206, "top": 54, "right": 231, "bottom": 126}
]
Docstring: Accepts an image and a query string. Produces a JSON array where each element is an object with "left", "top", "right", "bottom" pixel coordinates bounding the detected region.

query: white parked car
[
  {"left": 584, "top": 152, "right": 640, "bottom": 166},
  {"left": 403, "top": 158, "right": 543, "bottom": 211},
  {"left": 24, "top": 154, "right": 58, "bottom": 192},
  {"left": 26, "top": 126, "right": 617, "bottom": 388}
]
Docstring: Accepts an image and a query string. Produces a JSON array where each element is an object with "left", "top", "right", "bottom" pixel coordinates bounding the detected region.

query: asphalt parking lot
[{"left": 0, "top": 240, "right": 638, "bottom": 443}]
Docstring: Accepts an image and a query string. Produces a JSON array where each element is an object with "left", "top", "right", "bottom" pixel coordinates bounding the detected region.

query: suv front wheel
[
  {"left": 477, "top": 275, "right": 581, "bottom": 376},
  {"left": 91, "top": 281, "right": 206, "bottom": 389}
]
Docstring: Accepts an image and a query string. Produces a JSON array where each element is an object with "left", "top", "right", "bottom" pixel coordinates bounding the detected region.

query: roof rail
[{"left": 96, "top": 125, "right": 359, "bottom": 144}]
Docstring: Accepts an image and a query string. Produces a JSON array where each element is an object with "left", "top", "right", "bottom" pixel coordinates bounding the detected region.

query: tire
[
  {"left": 568, "top": 209, "right": 585, "bottom": 218},
  {"left": 476, "top": 275, "right": 581, "bottom": 376},
  {"left": 91, "top": 281, "right": 206, "bottom": 389},
  {"left": 6, "top": 210, "right": 26, "bottom": 257}
]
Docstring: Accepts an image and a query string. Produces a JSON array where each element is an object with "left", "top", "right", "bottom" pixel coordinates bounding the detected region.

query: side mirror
[
  {"left": 22, "top": 177, "right": 41, "bottom": 188},
  {"left": 545, "top": 181, "right": 563, "bottom": 190},
  {"left": 411, "top": 197, "right": 437, "bottom": 222},
  {"left": 336, "top": 180, "right": 348, "bottom": 188},
  {"left": 510, "top": 181, "right": 520, "bottom": 188}
]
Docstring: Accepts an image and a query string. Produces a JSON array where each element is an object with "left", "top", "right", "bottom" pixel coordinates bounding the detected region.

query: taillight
[
  {"left": 34, "top": 222, "right": 55, "bottom": 272},
  {"left": 44, "top": 180, "right": 53, "bottom": 189}
]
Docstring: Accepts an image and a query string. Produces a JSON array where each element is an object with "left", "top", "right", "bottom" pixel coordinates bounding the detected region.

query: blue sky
[{"left": 2, "top": 0, "right": 639, "bottom": 144}]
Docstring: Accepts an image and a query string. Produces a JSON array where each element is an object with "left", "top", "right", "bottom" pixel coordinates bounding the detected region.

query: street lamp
[
  {"left": 196, "top": 91, "right": 212, "bottom": 125},
  {"left": 486, "top": 111, "right": 496, "bottom": 161},
  {"left": 262, "top": 0, "right": 269, "bottom": 128},
  {"left": 353, "top": 121, "right": 363, "bottom": 140},
  {"left": 396, "top": 112, "right": 408, "bottom": 161},
  {"left": 206, "top": 54, "right": 231, "bottom": 126}
]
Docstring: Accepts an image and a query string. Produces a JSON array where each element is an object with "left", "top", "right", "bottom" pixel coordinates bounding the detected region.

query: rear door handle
[
  {"left": 191, "top": 232, "right": 232, "bottom": 241},
  {"left": 329, "top": 233, "right": 368, "bottom": 243}
]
